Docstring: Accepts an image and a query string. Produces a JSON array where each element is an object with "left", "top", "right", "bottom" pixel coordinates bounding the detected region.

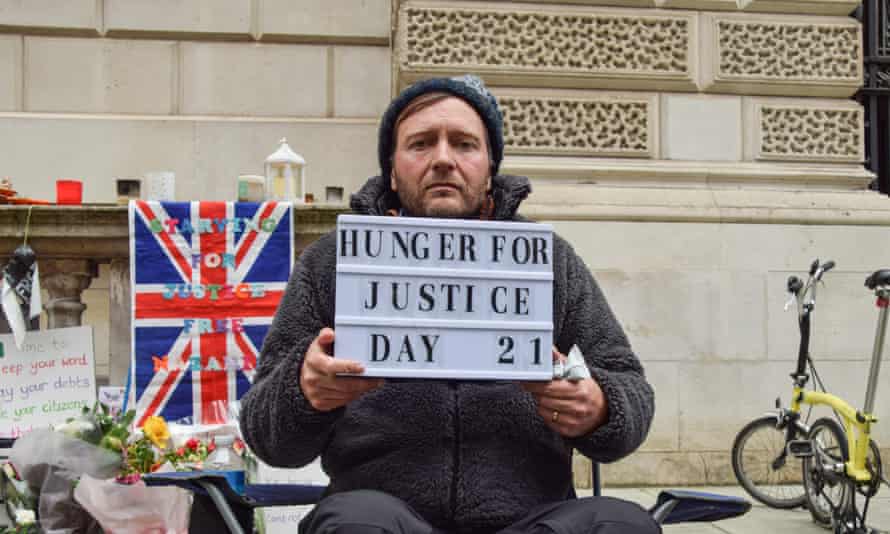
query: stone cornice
[
  {"left": 412, "top": 0, "right": 861, "bottom": 16},
  {"left": 503, "top": 156, "right": 874, "bottom": 189},
  {"left": 0, "top": 204, "right": 345, "bottom": 260},
  {"left": 2, "top": 185, "right": 886, "bottom": 261},
  {"left": 520, "top": 184, "right": 890, "bottom": 225}
]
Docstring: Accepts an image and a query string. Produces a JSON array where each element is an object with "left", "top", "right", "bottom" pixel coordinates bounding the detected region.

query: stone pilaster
[
  {"left": 40, "top": 258, "right": 98, "bottom": 328},
  {"left": 108, "top": 259, "right": 131, "bottom": 386}
]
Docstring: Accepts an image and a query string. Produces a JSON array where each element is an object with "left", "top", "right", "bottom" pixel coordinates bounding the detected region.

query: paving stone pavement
[
  {"left": 1, "top": 482, "right": 886, "bottom": 532},
  {"left": 578, "top": 485, "right": 890, "bottom": 533}
]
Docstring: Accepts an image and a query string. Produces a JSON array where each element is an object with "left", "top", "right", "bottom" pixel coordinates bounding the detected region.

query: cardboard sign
[
  {"left": 254, "top": 459, "right": 328, "bottom": 532},
  {"left": 0, "top": 326, "right": 96, "bottom": 438},
  {"left": 334, "top": 215, "right": 553, "bottom": 380}
]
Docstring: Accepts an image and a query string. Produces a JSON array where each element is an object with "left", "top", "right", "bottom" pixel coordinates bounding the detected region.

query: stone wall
[
  {"left": 0, "top": 0, "right": 391, "bottom": 403},
  {"left": 393, "top": 0, "right": 889, "bottom": 487},
  {"left": 0, "top": 0, "right": 391, "bottom": 203}
]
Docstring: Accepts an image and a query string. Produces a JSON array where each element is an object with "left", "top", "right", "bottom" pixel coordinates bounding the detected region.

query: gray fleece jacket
[{"left": 240, "top": 175, "right": 655, "bottom": 533}]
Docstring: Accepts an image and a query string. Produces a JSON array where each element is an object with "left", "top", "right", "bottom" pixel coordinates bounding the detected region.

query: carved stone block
[
  {"left": 496, "top": 89, "right": 656, "bottom": 158},
  {"left": 700, "top": 13, "right": 862, "bottom": 97},
  {"left": 397, "top": 1, "right": 697, "bottom": 91},
  {"left": 744, "top": 98, "right": 864, "bottom": 163}
]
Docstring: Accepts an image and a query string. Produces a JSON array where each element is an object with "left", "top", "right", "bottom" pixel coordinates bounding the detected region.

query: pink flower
[{"left": 116, "top": 472, "right": 142, "bottom": 485}]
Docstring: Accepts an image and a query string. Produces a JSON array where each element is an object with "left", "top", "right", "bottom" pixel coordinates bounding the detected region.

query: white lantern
[{"left": 264, "top": 138, "right": 307, "bottom": 203}]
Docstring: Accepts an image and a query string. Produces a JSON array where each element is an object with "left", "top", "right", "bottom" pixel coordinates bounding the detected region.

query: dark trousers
[{"left": 299, "top": 490, "right": 662, "bottom": 534}]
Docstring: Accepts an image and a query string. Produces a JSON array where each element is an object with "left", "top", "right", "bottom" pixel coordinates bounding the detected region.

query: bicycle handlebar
[
  {"left": 809, "top": 259, "right": 820, "bottom": 276},
  {"left": 790, "top": 259, "right": 835, "bottom": 380},
  {"left": 787, "top": 259, "right": 835, "bottom": 298},
  {"left": 815, "top": 260, "right": 835, "bottom": 282},
  {"left": 786, "top": 275, "right": 803, "bottom": 295}
]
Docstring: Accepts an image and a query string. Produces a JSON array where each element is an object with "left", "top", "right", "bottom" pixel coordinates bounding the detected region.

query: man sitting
[{"left": 240, "top": 75, "right": 657, "bottom": 534}]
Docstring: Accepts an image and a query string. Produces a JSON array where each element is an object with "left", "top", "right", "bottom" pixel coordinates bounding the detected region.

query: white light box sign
[{"left": 334, "top": 215, "right": 553, "bottom": 380}]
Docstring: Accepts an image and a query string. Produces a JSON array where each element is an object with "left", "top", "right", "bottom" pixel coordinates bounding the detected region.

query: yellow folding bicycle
[{"left": 732, "top": 259, "right": 889, "bottom": 533}]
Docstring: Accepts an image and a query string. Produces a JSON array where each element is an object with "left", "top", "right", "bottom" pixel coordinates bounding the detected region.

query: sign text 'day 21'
[{"left": 334, "top": 215, "right": 553, "bottom": 380}]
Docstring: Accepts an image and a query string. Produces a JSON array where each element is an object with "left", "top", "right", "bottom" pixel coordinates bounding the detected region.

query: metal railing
[{"left": 858, "top": 0, "right": 890, "bottom": 194}]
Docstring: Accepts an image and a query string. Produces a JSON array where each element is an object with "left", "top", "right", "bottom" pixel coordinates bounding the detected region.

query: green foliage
[{"left": 61, "top": 404, "right": 136, "bottom": 455}]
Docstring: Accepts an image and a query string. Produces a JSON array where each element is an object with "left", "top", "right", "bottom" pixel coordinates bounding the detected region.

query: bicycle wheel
[
  {"left": 732, "top": 415, "right": 807, "bottom": 509},
  {"left": 802, "top": 417, "right": 852, "bottom": 528}
]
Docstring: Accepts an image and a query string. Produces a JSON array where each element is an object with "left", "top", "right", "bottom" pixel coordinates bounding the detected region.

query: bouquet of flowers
[
  {"left": 7, "top": 407, "right": 123, "bottom": 533},
  {"left": 5, "top": 401, "right": 248, "bottom": 531},
  {"left": 0, "top": 511, "right": 37, "bottom": 534},
  {"left": 116, "top": 415, "right": 169, "bottom": 482},
  {"left": 164, "top": 436, "right": 216, "bottom": 470},
  {"left": 53, "top": 405, "right": 169, "bottom": 482},
  {"left": 0, "top": 462, "right": 38, "bottom": 533}
]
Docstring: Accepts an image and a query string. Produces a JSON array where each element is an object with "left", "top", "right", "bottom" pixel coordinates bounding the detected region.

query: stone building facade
[{"left": 0, "top": 0, "right": 888, "bottom": 486}]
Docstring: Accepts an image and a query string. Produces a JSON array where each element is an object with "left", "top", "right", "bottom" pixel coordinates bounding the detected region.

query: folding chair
[
  {"left": 143, "top": 472, "right": 325, "bottom": 534},
  {"left": 145, "top": 461, "right": 601, "bottom": 533},
  {"left": 145, "top": 467, "right": 751, "bottom": 534}
]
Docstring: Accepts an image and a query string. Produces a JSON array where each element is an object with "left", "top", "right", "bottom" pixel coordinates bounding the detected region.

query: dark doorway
[{"left": 857, "top": 0, "right": 890, "bottom": 194}]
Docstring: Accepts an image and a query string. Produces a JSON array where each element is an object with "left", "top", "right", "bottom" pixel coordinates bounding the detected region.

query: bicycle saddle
[{"left": 865, "top": 269, "right": 890, "bottom": 289}]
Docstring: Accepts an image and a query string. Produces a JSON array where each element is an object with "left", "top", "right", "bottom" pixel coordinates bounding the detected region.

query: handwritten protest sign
[
  {"left": 0, "top": 326, "right": 96, "bottom": 438},
  {"left": 335, "top": 215, "right": 553, "bottom": 380}
]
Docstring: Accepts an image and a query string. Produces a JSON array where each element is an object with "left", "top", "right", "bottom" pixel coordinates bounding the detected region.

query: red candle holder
[{"left": 56, "top": 179, "right": 83, "bottom": 205}]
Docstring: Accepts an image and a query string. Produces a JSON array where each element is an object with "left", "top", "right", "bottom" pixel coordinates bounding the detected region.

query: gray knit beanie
[{"left": 378, "top": 75, "right": 504, "bottom": 183}]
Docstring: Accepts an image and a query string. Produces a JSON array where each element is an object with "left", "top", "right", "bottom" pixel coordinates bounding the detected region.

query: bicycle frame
[
  {"left": 788, "top": 271, "right": 889, "bottom": 486},
  {"left": 790, "top": 388, "right": 876, "bottom": 483}
]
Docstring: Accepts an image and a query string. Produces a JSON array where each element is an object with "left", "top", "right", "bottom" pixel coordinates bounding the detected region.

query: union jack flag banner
[{"left": 129, "top": 201, "right": 293, "bottom": 426}]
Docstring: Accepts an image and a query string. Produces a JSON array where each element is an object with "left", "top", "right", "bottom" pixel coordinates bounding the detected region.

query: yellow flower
[{"left": 142, "top": 416, "right": 170, "bottom": 449}]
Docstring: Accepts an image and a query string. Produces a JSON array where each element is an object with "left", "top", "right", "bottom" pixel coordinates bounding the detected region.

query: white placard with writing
[
  {"left": 98, "top": 386, "right": 125, "bottom": 416},
  {"left": 0, "top": 326, "right": 96, "bottom": 438},
  {"left": 253, "top": 459, "right": 328, "bottom": 532},
  {"left": 335, "top": 215, "right": 553, "bottom": 380}
]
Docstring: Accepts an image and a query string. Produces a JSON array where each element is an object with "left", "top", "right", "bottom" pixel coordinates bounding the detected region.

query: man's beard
[
  {"left": 422, "top": 199, "right": 484, "bottom": 219},
  {"left": 399, "top": 191, "right": 485, "bottom": 219},
  {"left": 394, "top": 175, "right": 487, "bottom": 219}
]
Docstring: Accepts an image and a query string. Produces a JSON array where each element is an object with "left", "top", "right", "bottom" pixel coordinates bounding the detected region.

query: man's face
[{"left": 392, "top": 97, "right": 491, "bottom": 218}]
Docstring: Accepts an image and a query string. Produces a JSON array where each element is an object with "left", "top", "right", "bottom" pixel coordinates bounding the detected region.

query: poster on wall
[
  {"left": 129, "top": 201, "right": 293, "bottom": 426},
  {"left": 0, "top": 326, "right": 97, "bottom": 438}
]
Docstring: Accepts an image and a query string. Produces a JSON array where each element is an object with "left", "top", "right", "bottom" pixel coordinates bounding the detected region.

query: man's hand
[
  {"left": 522, "top": 348, "right": 608, "bottom": 437},
  {"left": 299, "top": 328, "right": 384, "bottom": 411}
]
